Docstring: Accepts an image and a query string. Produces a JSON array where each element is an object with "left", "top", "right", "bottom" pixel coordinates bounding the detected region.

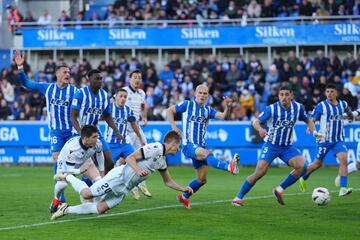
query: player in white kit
[
  {"left": 123, "top": 69, "right": 151, "bottom": 198},
  {"left": 51, "top": 131, "right": 192, "bottom": 220},
  {"left": 51, "top": 125, "right": 104, "bottom": 207}
]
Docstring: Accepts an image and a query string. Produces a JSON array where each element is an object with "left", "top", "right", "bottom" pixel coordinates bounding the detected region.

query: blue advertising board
[
  {"left": 21, "top": 23, "right": 360, "bottom": 48},
  {"left": 0, "top": 121, "right": 358, "bottom": 165}
]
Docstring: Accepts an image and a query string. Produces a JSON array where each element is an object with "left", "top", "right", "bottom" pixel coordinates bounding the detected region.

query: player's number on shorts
[
  {"left": 101, "top": 183, "right": 111, "bottom": 193},
  {"left": 261, "top": 147, "right": 268, "bottom": 159},
  {"left": 51, "top": 136, "right": 58, "bottom": 144},
  {"left": 318, "top": 147, "right": 327, "bottom": 155}
]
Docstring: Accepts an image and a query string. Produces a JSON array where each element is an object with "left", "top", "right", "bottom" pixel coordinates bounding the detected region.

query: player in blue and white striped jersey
[
  {"left": 71, "top": 69, "right": 121, "bottom": 174},
  {"left": 232, "top": 86, "right": 322, "bottom": 207},
  {"left": 335, "top": 108, "right": 360, "bottom": 185},
  {"left": 167, "top": 84, "right": 240, "bottom": 209},
  {"left": 104, "top": 88, "right": 145, "bottom": 166},
  {"left": 300, "top": 84, "right": 354, "bottom": 196},
  {"left": 14, "top": 50, "right": 77, "bottom": 211}
]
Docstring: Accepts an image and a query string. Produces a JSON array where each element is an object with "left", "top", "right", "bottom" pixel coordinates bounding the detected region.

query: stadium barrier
[{"left": 0, "top": 121, "right": 358, "bottom": 166}]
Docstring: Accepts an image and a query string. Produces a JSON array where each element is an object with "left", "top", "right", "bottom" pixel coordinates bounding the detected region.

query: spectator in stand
[
  {"left": 0, "top": 99, "right": 12, "bottom": 120},
  {"left": 168, "top": 54, "right": 182, "bottom": 71},
  {"left": 158, "top": 64, "right": 174, "bottom": 86},
  {"left": 265, "top": 64, "right": 279, "bottom": 86},
  {"left": 313, "top": 50, "right": 329, "bottom": 74},
  {"left": 23, "top": 10, "right": 36, "bottom": 27},
  {"left": 58, "top": 10, "right": 71, "bottom": 28},
  {"left": 6, "top": 4, "right": 23, "bottom": 33},
  {"left": 287, "top": 50, "right": 300, "bottom": 72},
  {"left": 247, "top": 0, "right": 262, "bottom": 18},
  {"left": 279, "top": 62, "right": 293, "bottom": 82},
  {"left": 226, "top": 64, "right": 241, "bottom": 91},
  {"left": 261, "top": 0, "right": 276, "bottom": 18},
  {"left": 1, "top": 79, "right": 15, "bottom": 104},
  {"left": 299, "top": 0, "right": 314, "bottom": 16},
  {"left": 44, "top": 58, "right": 56, "bottom": 81},
  {"left": 37, "top": 9, "right": 52, "bottom": 27}
]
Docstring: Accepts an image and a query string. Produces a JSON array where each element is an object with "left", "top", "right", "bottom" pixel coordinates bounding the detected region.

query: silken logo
[
  {"left": 334, "top": 23, "right": 360, "bottom": 35},
  {"left": 255, "top": 26, "right": 295, "bottom": 38},
  {"left": 181, "top": 28, "right": 220, "bottom": 39},
  {"left": 109, "top": 29, "right": 146, "bottom": 40},
  {"left": 37, "top": 30, "right": 75, "bottom": 41}
]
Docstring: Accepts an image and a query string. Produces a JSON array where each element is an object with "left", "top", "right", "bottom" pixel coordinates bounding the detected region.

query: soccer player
[
  {"left": 14, "top": 50, "right": 77, "bottom": 212},
  {"left": 123, "top": 70, "right": 151, "bottom": 198},
  {"left": 51, "top": 125, "right": 104, "bottom": 209},
  {"left": 232, "top": 86, "right": 322, "bottom": 206},
  {"left": 299, "top": 84, "right": 354, "bottom": 196},
  {"left": 51, "top": 130, "right": 192, "bottom": 220},
  {"left": 104, "top": 88, "right": 145, "bottom": 167},
  {"left": 167, "top": 84, "right": 240, "bottom": 209},
  {"left": 71, "top": 69, "right": 121, "bottom": 174}
]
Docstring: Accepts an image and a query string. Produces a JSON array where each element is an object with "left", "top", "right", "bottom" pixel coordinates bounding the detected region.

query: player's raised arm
[
  {"left": 125, "top": 149, "right": 150, "bottom": 177},
  {"left": 14, "top": 50, "right": 48, "bottom": 94},
  {"left": 159, "top": 169, "right": 193, "bottom": 193},
  {"left": 215, "top": 97, "right": 233, "bottom": 120}
]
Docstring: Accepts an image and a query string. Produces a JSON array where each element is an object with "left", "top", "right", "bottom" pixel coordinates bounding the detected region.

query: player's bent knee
[{"left": 357, "top": 162, "right": 360, "bottom": 169}]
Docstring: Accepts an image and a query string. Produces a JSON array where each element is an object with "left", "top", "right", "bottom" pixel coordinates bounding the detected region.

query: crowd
[
  {"left": 7, "top": 0, "right": 360, "bottom": 31},
  {"left": 1, "top": 49, "right": 359, "bottom": 121}
]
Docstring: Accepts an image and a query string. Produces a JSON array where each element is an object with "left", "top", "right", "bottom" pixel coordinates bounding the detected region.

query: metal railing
[{"left": 12, "top": 15, "right": 360, "bottom": 31}]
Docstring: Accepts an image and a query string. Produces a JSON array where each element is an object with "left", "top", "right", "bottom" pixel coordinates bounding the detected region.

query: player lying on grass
[
  {"left": 51, "top": 130, "right": 193, "bottom": 220},
  {"left": 50, "top": 124, "right": 105, "bottom": 212}
]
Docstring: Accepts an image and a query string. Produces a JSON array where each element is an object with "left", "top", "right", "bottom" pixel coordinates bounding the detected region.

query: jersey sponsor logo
[
  {"left": 87, "top": 107, "right": 102, "bottom": 115},
  {"left": 190, "top": 115, "right": 208, "bottom": 123},
  {"left": 50, "top": 98, "right": 70, "bottom": 107},
  {"left": 274, "top": 120, "right": 295, "bottom": 127},
  {"left": 114, "top": 117, "right": 127, "bottom": 124},
  {"left": 329, "top": 115, "right": 344, "bottom": 121}
]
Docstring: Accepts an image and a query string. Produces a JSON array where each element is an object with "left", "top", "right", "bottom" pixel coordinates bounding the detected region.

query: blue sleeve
[
  {"left": 258, "top": 106, "right": 271, "bottom": 124},
  {"left": 128, "top": 109, "right": 136, "bottom": 123},
  {"left": 103, "top": 97, "right": 111, "bottom": 115},
  {"left": 71, "top": 90, "right": 83, "bottom": 110},
  {"left": 175, "top": 100, "right": 188, "bottom": 113},
  {"left": 209, "top": 106, "right": 217, "bottom": 119},
  {"left": 19, "top": 71, "right": 49, "bottom": 94},
  {"left": 311, "top": 104, "right": 323, "bottom": 120},
  {"left": 299, "top": 104, "right": 309, "bottom": 122}
]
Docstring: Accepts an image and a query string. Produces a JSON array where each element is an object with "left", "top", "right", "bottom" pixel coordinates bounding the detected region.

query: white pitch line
[{"left": 0, "top": 188, "right": 358, "bottom": 232}]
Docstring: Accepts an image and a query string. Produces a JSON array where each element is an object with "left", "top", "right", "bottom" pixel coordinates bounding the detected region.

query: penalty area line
[{"left": 0, "top": 188, "right": 358, "bottom": 231}]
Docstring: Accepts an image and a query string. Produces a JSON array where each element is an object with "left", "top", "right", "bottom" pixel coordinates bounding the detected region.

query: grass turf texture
[{"left": 0, "top": 166, "right": 359, "bottom": 240}]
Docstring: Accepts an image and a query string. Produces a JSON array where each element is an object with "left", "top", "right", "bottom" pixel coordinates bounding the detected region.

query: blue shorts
[
  {"left": 182, "top": 143, "right": 207, "bottom": 169},
  {"left": 259, "top": 142, "right": 302, "bottom": 165},
  {"left": 50, "top": 130, "right": 75, "bottom": 153},
  {"left": 315, "top": 141, "right": 348, "bottom": 161},
  {"left": 108, "top": 143, "right": 135, "bottom": 162}
]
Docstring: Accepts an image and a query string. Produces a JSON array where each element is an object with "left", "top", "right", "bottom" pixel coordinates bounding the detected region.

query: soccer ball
[{"left": 312, "top": 187, "right": 330, "bottom": 206}]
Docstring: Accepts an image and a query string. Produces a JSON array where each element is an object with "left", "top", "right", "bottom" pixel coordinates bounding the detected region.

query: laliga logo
[{"left": 218, "top": 129, "right": 228, "bottom": 142}]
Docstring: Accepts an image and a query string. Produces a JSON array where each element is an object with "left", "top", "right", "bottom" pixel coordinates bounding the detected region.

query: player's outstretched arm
[
  {"left": 252, "top": 119, "right": 267, "bottom": 138},
  {"left": 159, "top": 169, "right": 193, "bottom": 193},
  {"left": 14, "top": 50, "right": 48, "bottom": 94},
  {"left": 131, "top": 121, "right": 146, "bottom": 146},
  {"left": 215, "top": 97, "right": 233, "bottom": 120},
  {"left": 125, "top": 150, "right": 150, "bottom": 177},
  {"left": 167, "top": 105, "right": 182, "bottom": 136}
]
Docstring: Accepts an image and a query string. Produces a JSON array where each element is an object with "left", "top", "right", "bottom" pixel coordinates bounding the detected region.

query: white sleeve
[
  {"left": 141, "top": 90, "right": 146, "bottom": 104},
  {"left": 95, "top": 141, "right": 104, "bottom": 171},
  {"left": 141, "top": 142, "right": 163, "bottom": 159}
]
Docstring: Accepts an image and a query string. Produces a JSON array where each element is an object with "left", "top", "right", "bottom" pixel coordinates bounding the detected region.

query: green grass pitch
[{"left": 0, "top": 166, "right": 359, "bottom": 240}]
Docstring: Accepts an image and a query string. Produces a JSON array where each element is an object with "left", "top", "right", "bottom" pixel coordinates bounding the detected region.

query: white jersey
[
  {"left": 98, "top": 142, "right": 167, "bottom": 196},
  {"left": 57, "top": 136, "right": 105, "bottom": 172},
  {"left": 123, "top": 86, "right": 146, "bottom": 122}
]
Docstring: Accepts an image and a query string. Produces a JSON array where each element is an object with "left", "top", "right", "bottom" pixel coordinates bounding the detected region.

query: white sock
[
  {"left": 65, "top": 175, "right": 88, "bottom": 194},
  {"left": 138, "top": 180, "right": 146, "bottom": 187},
  {"left": 66, "top": 203, "right": 99, "bottom": 215},
  {"left": 54, "top": 181, "right": 68, "bottom": 199},
  {"left": 348, "top": 162, "right": 358, "bottom": 174},
  {"left": 276, "top": 186, "right": 284, "bottom": 193}
]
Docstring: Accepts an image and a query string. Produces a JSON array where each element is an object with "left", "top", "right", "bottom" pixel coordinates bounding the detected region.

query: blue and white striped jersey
[
  {"left": 104, "top": 103, "right": 136, "bottom": 144},
  {"left": 71, "top": 86, "right": 110, "bottom": 127},
  {"left": 175, "top": 100, "right": 217, "bottom": 147},
  {"left": 312, "top": 99, "right": 349, "bottom": 143},
  {"left": 258, "top": 101, "right": 308, "bottom": 146},
  {"left": 19, "top": 71, "right": 77, "bottom": 131}
]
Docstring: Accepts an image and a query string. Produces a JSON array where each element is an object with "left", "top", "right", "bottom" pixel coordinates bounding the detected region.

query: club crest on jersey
[{"left": 50, "top": 98, "right": 70, "bottom": 107}]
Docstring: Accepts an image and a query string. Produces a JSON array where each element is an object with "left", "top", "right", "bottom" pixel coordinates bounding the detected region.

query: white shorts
[{"left": 127, "top": 125, "right": 147, "bottom": 150}]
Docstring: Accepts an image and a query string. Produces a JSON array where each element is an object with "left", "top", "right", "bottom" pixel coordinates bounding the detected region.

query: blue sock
[
  {"left": 206, "top": 154, "right": 228, "bottom": 171},
  {"left": 301, "top": 162, "right": 308, "bottom": 178},
  {"left": 183, "top": 179, "right": 204, "bottom": 199},
  {"left": 236, "top": 180, "right": 253, "bottom": 199},
  {"left": 280, "top": 173, "right": 298, "bottom": 190},
  {"left": 82, "top": 177, "right": 93, "bottom": 187},
  {"left": 54, "top": 163, "right": 66, "bottom": 202},
  {"left": 340, "top": 176, "right": 347, "bottom": 188}
]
